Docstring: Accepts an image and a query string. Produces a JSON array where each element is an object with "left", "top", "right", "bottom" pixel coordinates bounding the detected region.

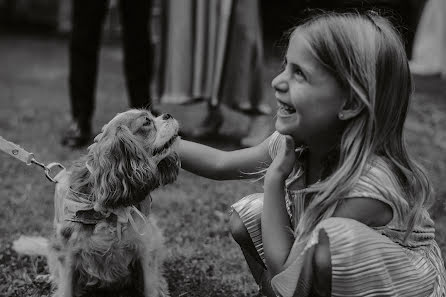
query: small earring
[{"left": 338, "top": 113, "right": 344, "bottom": 119}]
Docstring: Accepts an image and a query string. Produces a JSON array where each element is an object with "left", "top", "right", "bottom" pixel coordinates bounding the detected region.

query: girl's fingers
[{"left": 270, "top": 136, "right": 296, "bottom": 176}]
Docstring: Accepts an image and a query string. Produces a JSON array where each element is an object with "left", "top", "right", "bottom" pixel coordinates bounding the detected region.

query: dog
[{"left": 47, "top": 109, "right": 180, "bottom": 297}]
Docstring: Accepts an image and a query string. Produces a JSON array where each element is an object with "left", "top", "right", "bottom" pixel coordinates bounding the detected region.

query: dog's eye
[{"left": 142, "top": 117, "right": 152, "bottom": 127}]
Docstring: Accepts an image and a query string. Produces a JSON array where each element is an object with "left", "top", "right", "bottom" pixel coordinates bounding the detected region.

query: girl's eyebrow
[{"left": 285, "top": 57, "right": 310, "bottom": 77}]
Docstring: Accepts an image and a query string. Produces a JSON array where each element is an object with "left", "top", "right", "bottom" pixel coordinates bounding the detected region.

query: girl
[{"left": 179, "top": 11, "right": 446, "bottom": 297}]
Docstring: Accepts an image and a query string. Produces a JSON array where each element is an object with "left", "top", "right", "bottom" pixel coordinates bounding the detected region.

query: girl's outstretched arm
[{"left": 179, "top": 136, "right": 272, "bottom": 181}]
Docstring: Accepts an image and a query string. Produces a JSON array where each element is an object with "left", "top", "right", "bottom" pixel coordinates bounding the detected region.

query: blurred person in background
[
  {"left": 159, "top": 0, "right": 272, "bottom": 148},
  {"left": 410, "top": 0, "right": 446, "bottom": 78},
  {"left": 61, "top": 0, "right": 154, "bottom": 148}
]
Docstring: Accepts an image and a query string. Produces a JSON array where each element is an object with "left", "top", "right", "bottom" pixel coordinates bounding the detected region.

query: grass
[{"left": 0, "top": 34, "right": 445, "bottom": 296}]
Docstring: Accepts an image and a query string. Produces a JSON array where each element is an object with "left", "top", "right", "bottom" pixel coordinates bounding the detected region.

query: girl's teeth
[{"left": 278, "top": 102, "right": 296, "bottom": 114}]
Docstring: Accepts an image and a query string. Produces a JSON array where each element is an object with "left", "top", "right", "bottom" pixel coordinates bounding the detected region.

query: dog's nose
[{"left": 162, "top": 113, "right": 172, "bottom": 120}]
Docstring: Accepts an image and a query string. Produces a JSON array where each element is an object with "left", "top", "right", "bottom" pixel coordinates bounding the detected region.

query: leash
[{"left": 0, "top": 135, "right": 65, "bottom": 183}]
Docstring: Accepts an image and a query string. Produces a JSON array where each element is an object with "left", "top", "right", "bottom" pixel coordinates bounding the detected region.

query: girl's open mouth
[{"left": 277, "top": 101, "right": 296, "bottom": 116}]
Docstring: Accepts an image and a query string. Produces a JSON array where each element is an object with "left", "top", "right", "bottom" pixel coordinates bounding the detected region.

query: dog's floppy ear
[{"left": 89, "top": 125, "right": 160, "bottom": 210}]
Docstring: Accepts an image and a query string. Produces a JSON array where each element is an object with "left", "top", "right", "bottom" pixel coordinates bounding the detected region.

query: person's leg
[
  {"left": 187, "top": 103, "right": 224, "bottom": 139},
  {"left": 311, "top": 229, "right": 332, "bottom": 297},
  {"left": 240, "top": 112, "right": 274, "bottom": 148},
  {"left": 229, "top": 211, "right": 276, "bottom": 296},
  {"left": 304, "top": 217, "right": 430, "bottom": 297},
  {"left": 230, "top": 211, "right": 266, "bottom": 282},
  {"left": 69, "top": 0, "right": 108, "bottom": 129},
  {"left": 64, "top": 0, "right": 108, "bottom": 147},
  {"left": 119, "top": 0, "right": 152, "bottom": 109}
]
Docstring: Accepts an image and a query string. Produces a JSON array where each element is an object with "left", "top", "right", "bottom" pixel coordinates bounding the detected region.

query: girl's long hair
[{"left": 292, "top": 12, "right": 433, "bottom": 242}]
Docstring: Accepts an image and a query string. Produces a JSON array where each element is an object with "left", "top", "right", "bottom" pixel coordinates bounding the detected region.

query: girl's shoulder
[
  {"left": 345, "top": 156, "right": 408, "bottom": 224},
  {"left": 353, "top": 156, "right": 405, "bottom": 197},
  {"left": 345, "top": 156, "right": 432, "bottom": 230},
  {"left": 349, "top": 156, "right": 402, "bottom": 197},
  {"left": 345, "top": 156, "right": 436, "bottom": 245}
]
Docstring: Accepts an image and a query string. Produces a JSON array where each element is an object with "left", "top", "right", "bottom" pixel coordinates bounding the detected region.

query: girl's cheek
[{"left": 290, "top": 87, "right": 305, "bottom": 105}]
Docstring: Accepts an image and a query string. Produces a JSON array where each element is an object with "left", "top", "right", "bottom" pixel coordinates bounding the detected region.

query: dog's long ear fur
[
  {"left": 157, "top": 152, "right": 180, "bottom": 186},
  {"left": 89, "top": 125, "right": 160, "bottom": 209}
]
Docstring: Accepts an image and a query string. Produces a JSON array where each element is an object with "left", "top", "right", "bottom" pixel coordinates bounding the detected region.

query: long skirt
[
  {"left": 159, "top": 0, "right": 270, "bottom": 115},
  {"left": 410, "top": 0, "right": 446, "bottom": 78}
]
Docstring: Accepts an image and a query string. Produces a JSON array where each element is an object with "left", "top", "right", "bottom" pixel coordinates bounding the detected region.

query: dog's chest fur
[{"left": 72, "top": 259, "right": 145, "bottom": 297}]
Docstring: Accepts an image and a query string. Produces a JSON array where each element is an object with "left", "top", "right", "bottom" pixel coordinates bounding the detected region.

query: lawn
[{"left": 0, "top": 34, "right": 445, "bottom": 297}]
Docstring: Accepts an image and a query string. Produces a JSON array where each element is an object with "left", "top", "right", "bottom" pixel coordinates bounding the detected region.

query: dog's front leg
[
  {"left": 141, "top": 253, "right": 170, "bottom": 297},
  {"left": 53, "top": 253, "right": 74, "bottom": 297}
]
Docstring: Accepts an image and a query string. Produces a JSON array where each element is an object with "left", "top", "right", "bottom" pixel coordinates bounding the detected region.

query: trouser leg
[
  {"left": 119, "top": 0, "right": 152, "bottom": 109},
  {"left": 69, "top": 0, "right": 108, "bottom": 130}
]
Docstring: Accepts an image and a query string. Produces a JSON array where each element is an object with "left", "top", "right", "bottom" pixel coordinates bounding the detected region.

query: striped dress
[{"left": 232, "top": 132, "right": 446, "bottom": 297}]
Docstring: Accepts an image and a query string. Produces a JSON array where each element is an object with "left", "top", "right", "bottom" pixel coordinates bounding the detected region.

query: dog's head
[{"left": 85, "top": 109, "right": 180, "bottom": 212}]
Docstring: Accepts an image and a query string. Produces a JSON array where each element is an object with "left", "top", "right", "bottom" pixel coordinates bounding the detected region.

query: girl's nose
[{"left": 271, "top": 72, "right": 288, "bottom": 93}]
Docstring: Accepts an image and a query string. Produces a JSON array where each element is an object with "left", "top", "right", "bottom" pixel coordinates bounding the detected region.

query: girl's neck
[
  {"left": 305, "top": 152, "right": 324, "bottom": 186},
  {"left": 305, "top": 144, "right": 339, "bottom": 186}
]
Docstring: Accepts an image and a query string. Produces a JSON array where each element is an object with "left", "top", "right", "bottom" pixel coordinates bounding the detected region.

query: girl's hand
[{"left": 266, "top": 136, "right": 296, "bottom": 180}]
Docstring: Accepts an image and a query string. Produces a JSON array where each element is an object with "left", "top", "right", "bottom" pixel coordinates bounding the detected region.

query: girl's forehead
[
  {"left": 288, "top": 31, "right": 308, "bottom": 54},
  {"left": 287, "top": 32, "right": 321, "bottom": 73}
]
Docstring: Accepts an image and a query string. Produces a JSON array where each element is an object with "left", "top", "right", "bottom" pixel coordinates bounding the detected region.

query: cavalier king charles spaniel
[{"left": 48, "top": 109, "right": 180, "bottom": 297}]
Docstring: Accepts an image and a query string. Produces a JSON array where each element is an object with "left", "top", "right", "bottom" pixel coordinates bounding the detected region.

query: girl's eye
[
  {"left": 294, "top": 70, "right": 306, "bottom": 83},
  {"left": 292, "top": 65, "right": 305, "bottom": 79},
  {"left": 294, "top": 69, "right": 303, "bottom": 76}
]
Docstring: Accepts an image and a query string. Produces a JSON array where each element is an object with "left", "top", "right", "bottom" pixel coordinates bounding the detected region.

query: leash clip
[{"left": 31, "top": 159, "right": 65, "bottom": 183}]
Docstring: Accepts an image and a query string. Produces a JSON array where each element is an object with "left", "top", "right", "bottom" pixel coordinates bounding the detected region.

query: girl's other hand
[{"left": 267, "top": 136, "right": 296, "bottom": 179}]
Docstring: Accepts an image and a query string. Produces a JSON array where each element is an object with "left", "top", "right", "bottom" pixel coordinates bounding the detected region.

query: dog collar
[
  {"left": 63, "top": 191, "right": 104, "bottom": 224},
  {"left": 64, "top": 190, "right": 149, "bottom": 240}
]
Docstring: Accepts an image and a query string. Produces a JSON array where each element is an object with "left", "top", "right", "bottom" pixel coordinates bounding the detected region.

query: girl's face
[{"left": 272, "top": 31, "right": 346, "bottom": 146}]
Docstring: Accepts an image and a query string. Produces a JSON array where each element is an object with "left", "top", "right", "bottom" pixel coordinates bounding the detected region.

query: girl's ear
[
  {"left": 338, "top": 98, "right": 364, "bottom": 120},
  {"left": 90, "top": 125, "right": 160, "bottom": 210}
]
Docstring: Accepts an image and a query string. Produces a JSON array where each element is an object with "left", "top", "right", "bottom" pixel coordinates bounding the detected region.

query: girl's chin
[
  {"left": 275, "top": 120, "right": 297, "bottom": 136},
  {"left": 275, "top": 112, "right": 298, "bottom": 126}
]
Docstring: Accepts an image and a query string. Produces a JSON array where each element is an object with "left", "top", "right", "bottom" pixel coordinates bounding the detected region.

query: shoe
[
  {"left": 61, "top": 120, "right": 92, "bottom": 148},
  {"left": 188, "top": 106, "right": 223, "bottom": 139},
  {"left": 240, "top": 115, "right": 273, "bottom": 148}
]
